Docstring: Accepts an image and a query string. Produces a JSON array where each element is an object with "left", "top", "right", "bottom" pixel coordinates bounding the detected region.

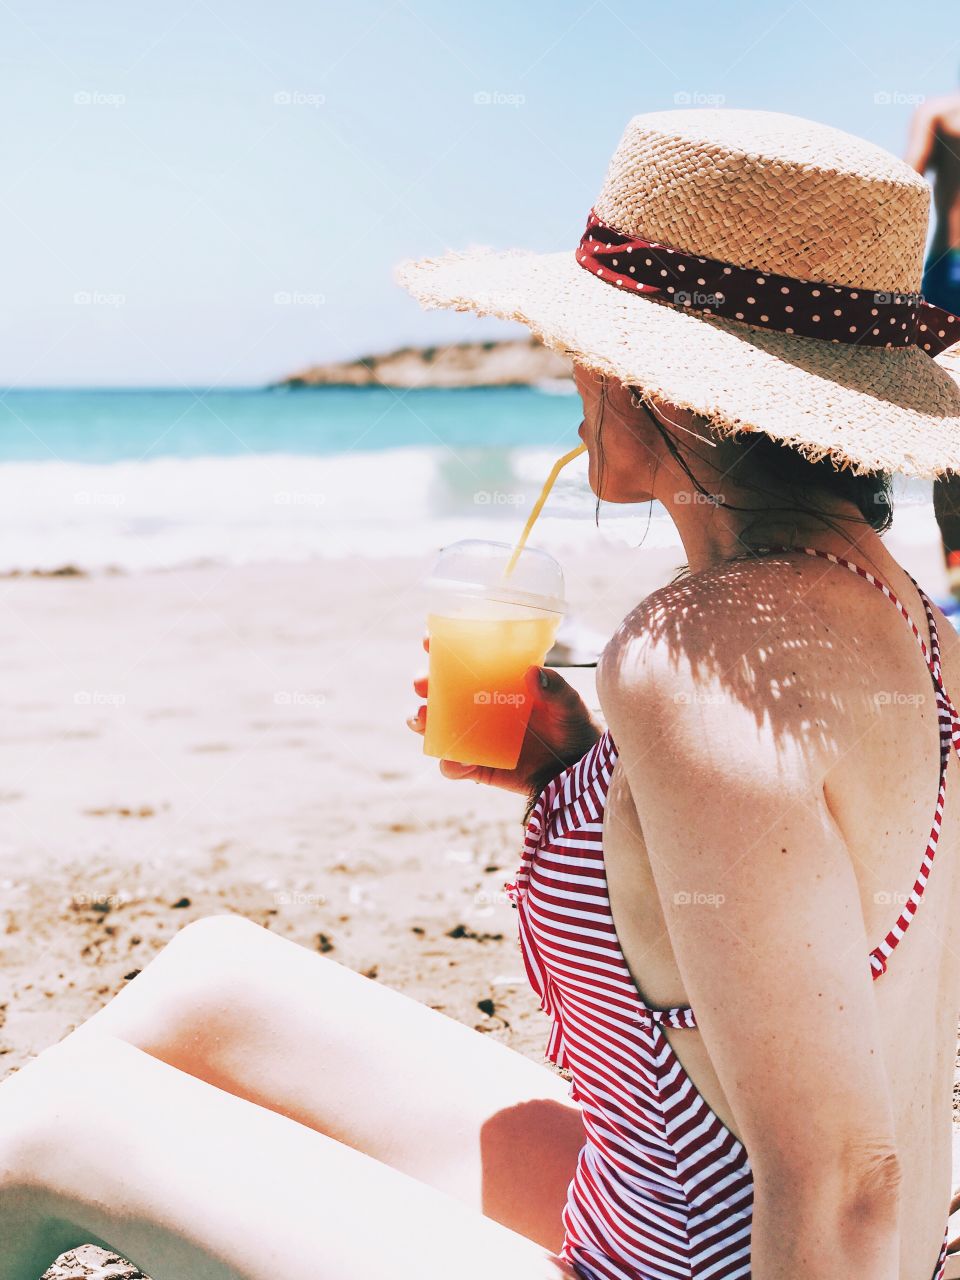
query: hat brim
[{"left": 396, "top": 247, "right": 960, "bottom": 478}]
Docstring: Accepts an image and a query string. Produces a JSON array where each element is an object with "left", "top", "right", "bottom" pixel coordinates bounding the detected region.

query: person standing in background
[{"left": 908, "top": 90, "right": 960, "bottom": 600}]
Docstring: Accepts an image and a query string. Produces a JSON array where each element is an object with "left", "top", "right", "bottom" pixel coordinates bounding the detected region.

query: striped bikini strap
[
  {"left": 911, "top": 580, "right": 960, "bottom": 755},
  {"left": 765, "top": 544, "right": 960, "bottom": 728},
  {"left": 760, "top": 544, "right": 960, "bottom": 978}
]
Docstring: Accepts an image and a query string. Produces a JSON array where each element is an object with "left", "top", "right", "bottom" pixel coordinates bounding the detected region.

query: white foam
[
  {"left": 0, "top": 450, "right": 938, "bottom": 576},
  {"left": 0, "top": 449, "right": 679, "bottom": 573}
]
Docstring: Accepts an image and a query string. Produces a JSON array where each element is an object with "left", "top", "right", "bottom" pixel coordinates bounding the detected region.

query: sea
[{"left": 0, "top": 385, "right": 936, "bottom": 575}]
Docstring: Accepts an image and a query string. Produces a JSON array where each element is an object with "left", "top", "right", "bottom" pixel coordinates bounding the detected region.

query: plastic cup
[{"left": 422, "top": 539, "right": 565, "bottom": 770}]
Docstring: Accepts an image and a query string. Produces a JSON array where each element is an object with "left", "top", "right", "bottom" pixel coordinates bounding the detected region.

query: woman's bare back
[{"left": 599, "top": 549, "right": 960, "bottom": 1280}]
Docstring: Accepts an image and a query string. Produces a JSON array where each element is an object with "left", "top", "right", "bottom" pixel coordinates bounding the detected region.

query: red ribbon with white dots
[{"left": 576, "top": 209, "right": 960, "bottom": 356}]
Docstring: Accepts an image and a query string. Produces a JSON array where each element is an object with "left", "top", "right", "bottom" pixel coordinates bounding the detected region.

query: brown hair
[{"left": 591, "top": 376, "right": 893, "bottom": 537}]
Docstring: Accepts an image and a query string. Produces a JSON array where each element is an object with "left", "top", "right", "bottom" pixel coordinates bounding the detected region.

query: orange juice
[
  {"left": 422, "top": 444, "right": 584, "bottom": 770},
  {"left": 423, "top": 608, "right": 561, "bottom": 768}
]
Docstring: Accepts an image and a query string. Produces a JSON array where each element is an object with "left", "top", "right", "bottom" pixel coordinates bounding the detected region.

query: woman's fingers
[
  {"left": 438, "top": 759, "right": 478, "bottom": 781},
  {"left": 404, "top": 701, "right": 480, "bottom": 778},
  {"left": 407, "top": 634, "right": 427, "bottom": 729},
  {"left": 413, "top": 632, "right": 429, "bottom": 695}
]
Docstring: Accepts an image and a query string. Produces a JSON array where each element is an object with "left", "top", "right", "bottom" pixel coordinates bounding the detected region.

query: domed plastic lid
[{"left": 426, "top": 539, "right": 565, "bottom": 614}]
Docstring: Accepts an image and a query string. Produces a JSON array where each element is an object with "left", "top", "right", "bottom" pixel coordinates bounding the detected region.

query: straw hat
[{"left": 396, "top": 109, "right": 960, "bottom": 478}]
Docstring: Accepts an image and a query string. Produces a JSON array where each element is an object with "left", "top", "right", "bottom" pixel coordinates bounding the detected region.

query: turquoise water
[
  {"left": 0, "top": 387, "right": 579, "bottom": 463},
  {"left": 0, "top": 385, "right": 609, "bottom": 572},
  {"left": 0, "top": 386, "right": 934, "bottom": 574}
]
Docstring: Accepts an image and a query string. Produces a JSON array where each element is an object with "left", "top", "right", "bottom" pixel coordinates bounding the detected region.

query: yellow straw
[{"left": 503, "top": 441, "right": 587, "bottom": 579}]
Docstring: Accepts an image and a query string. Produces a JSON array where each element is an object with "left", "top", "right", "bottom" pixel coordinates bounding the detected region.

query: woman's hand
[{"left": 407, "top": 633, "right": 603, "bottom": 795}]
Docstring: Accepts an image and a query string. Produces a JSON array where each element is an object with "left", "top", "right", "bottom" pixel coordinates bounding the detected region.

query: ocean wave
[
  {"left": 0, "top": 449, "right": 940, "bottom": 575},
  {"left": 0, "top": 448, "right": 681, "bottom": 574},
  {"left": 532, "top": 378, "right": 578, "bottom": 395}
]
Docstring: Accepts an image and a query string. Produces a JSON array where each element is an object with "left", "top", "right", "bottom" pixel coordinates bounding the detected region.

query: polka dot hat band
[
  {"left": 577, "top": 208, "right": 960, "bottom": 357},
  {"left": 397, "top": 110, "right": 960, "bottom": 477}
]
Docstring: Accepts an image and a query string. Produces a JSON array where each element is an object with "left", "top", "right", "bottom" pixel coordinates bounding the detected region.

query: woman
[
  {"left": 2, "top": 108, "right": 960, "bottom": 1280},
  {"left": 906, "top": 91, "right": 960, "bottom": 602}
]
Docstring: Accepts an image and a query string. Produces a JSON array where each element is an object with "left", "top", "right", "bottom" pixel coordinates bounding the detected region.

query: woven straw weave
[
  {"left": 595, "top": 110, "right": 930, "bottom": 293},
  {"left": 396, "top": 109, "right": 960, "bottom": 477}
]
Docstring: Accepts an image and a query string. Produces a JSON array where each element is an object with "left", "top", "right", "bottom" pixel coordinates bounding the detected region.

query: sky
[{"left": 2, "top": 0, "right": 958, "bottom": 387}]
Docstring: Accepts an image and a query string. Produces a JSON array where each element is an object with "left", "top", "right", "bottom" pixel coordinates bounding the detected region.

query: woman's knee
[
  {"left": 81, "top": 914, "right": 344, "bottom": 1069},
  {"left": 81, "top": 914, "right": 283, "bottom": 1055},
  {"left": 155, "top": 912, "right": 276, "bottom": 979}
]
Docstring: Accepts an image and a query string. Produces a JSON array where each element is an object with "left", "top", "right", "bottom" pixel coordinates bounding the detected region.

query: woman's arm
[
  {"left": 602, "top": 642, "right": 902, "bottom": 1280},
  {"left": 905, "top": 100, "right": 939, "bottom": 175}
]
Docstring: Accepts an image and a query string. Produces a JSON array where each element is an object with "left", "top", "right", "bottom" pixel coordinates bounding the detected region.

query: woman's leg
[
  {"left": 68, "top": 914, "right": 585, "bottom": 1250},
  {"left": 0, "top": 1031, "right": 579, "bottom": 1280}
]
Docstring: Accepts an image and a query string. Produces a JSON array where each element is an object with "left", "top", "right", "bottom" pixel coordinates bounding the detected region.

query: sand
[
  {"left": 0, "top": 537, "right": 955, "bottom": 1278},
  {"left": 0, "top": 545, "right": 677, "bottom": 1073}
]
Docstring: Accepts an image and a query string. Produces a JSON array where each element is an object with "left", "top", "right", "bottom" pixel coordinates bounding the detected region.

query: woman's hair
[
  {"left": 720, "top": 430, "right": 893, "bottom": 534},
  {"left": 591, "top": 377, "right": 893, "bottom": 536}
]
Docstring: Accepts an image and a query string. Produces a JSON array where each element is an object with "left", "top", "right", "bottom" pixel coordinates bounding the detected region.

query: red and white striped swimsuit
[{"left": 505, "top": 548, "right": 957, "bottom": 1280}]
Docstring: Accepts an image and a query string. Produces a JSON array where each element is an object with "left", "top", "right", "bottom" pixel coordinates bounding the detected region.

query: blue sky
[{"left": 2, "top": 0, "right": 958, "bottom": 386}]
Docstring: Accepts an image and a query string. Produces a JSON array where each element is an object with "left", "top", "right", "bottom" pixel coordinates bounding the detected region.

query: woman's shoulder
[
  {"left": 598, "top": 553, "right": 840, "bottom": 685},
  {"left": 597, "top": 551, "right": 885, "bottom": 762}
]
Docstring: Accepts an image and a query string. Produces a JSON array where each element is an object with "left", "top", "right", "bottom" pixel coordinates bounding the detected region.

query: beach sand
[
  {"left": 0, "top": 544, "right": 679, "bottom": 1071},
  {"left": 0, "top": 537, "right": 955, "bottom": 1278}
]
